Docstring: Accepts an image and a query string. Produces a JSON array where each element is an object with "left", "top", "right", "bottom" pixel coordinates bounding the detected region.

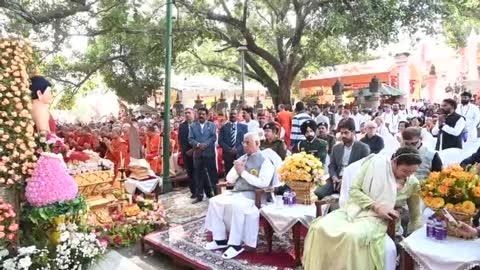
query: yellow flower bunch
[
  {"left": 421, "top": 165, "right": 480, "bottom": 215},
  {"left": 278, "top": 152, "right": 324, "bottom": 182}
]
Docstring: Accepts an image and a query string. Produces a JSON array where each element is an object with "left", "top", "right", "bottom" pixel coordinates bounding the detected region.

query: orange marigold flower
[
  {"left": 429, "top": 172, "right": 441, "bottom": 181},
  {"left": 431, "top": 197, "right": 445, "bottom": 209},
  {"left": 445, "top": 203, "right": 455, "bottom": 211},
  {"left": 438, "top": 185, "right": 449, "bottom": 195},
  {"left": 473, "top": 186, "right": 480, "bottom": 197},
  {"left": 462, "top": 201, "right": 476, "bottom": 215}
]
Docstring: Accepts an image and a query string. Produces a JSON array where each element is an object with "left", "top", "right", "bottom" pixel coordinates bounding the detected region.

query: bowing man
[{"left": 204, "top": 132, "right": 276, "bottom": 259}]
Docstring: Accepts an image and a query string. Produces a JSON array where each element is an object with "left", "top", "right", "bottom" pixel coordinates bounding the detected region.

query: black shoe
[
  {"left": 192, "top": 198, "right": 203, "bottom": 204},
  {"left": 190, "top": 194, "right": 196, "bottom": 199},
  {"left": 206, "top": 192, "right": 214, "bottom": 199}
]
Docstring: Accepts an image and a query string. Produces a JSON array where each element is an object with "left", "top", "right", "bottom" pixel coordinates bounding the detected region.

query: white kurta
[
  {"left": 204, "top": 154, "right": 275, "bottom": 247},
  {"left": 456, "top": 103, "right": 480, "bottom": 142}
]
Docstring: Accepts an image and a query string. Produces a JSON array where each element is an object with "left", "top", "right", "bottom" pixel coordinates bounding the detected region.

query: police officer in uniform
[
  {"left": 295, "top": 120, "right": 328, "bottom": 164},
  {"left": 260, "top": 122, "right": 287, "bottom": 160}
]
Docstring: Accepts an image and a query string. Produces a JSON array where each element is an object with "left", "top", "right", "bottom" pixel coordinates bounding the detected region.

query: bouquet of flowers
[
  {"left": 278, "top": 152, "right": 324, "bottom": 182},
  {"left": 0, "top": 199, "right": 18, "bottom": 247},
  {"left": 278, "top": 152, "right": 324, "bottom": 204},
  {"left": 421, "top": 164, "right": 480, "bottom": 216}
]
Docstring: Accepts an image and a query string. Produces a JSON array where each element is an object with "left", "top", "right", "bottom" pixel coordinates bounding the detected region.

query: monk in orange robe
[
  {"left": 145, "top": 126, "right": 162, "bottom": 174},
  {"left": 277, "top": 104, "right": 293, "bottom": 148},
  {"left": 105, "top": 128, "right": 130, "bottom": 183}
]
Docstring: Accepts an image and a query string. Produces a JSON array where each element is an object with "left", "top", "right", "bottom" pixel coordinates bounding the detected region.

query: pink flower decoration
[
  {"left": 0, "top": 232, "right": 4, "bottom": 239},
  {"left": 6, "top": 233, "right": 15, "bottom": 241},
  {"left": 8, "top": 223, "right": 18, "bottom": 232},
  {"left": 25, "top": 153, "right": 78, "bottom": 207},
  {"left": 0, "top": 225, "right": 4, "bottom": 231}
]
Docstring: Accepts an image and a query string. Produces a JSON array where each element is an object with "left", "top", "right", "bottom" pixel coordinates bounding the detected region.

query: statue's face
[{"left": 38, "top": 87, "right": 53, "bottom": 104}]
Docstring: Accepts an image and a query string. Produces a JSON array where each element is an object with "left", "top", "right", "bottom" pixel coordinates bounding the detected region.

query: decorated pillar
[
  {"left": 394, "top": 52, "right": 410, "bottom": 105},
  {"left": 332, "top": 79, "right": 343, "bottom": 107},
  {"left": 467, "top": 29, "right": 478, "bottom": 81},
  {"left": 369, "top": 76, "right": 381, "bottom": 109}
]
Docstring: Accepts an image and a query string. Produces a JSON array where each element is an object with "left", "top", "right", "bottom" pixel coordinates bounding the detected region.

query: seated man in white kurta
[{"left": 204, "top": 132, "right": 275, "bottom": 259}]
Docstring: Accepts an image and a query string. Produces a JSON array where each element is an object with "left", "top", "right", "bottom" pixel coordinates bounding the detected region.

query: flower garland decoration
[
  {"left": 0, "top": 198, "right": 18, "bottom": 247},
  {"left": 0, "top": 39, "right": 37, "bottom": 187},
  {"left": 421, "top": 164, "right": 480, "bottom": 215},
  {"left": 278, "top": 152, "right": 324, "bottom": 182}
]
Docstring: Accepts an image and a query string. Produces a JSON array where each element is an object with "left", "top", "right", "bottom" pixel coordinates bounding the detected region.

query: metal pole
[
  {"left": 241, "top": 50, "right": 245, "bottom": 102},
  {"left": 237, "top": 46, "right": 247, "bottom": 104},
  {"left": 162, "top": 0, "right": 173, "bottom": 193}
]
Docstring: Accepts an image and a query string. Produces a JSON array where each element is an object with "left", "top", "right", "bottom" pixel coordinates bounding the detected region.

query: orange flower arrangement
[{"left": 421, "top": 165, "right": 480, "bottom": 215}]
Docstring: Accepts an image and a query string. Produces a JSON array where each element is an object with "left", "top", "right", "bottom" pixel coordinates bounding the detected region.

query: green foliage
[
  {"left": 442, "top": 1, "right": 480, "bottom": 48},
  {"left": 21, "top": 196, "right": 88, "bottom": 247},
  {"left": 177, "top": 0, "right": 443, "bottom": 105}
]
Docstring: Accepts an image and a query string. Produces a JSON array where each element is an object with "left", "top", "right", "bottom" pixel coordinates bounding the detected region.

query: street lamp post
[{"left": 237, "top": 46, "right": 248, "bottom": 104}]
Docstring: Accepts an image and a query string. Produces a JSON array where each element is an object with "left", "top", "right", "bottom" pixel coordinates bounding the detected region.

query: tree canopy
[
  {"left": 0, "top": 0, "right": 476, "bottom": 106},
  {"left": 175, "top": 0, "right": 445, "bottom": 105}
]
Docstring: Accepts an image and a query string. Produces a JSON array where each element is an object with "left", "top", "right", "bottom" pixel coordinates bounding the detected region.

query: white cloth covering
[
  {"left": 260, "top": 204, "right": 318, "bottom": 234},
  {"left": 124, "top": 177, "right": 162, "bottom": 194},
  {"left": 401, "top": 225, "right": 480, "bottom": 270}
]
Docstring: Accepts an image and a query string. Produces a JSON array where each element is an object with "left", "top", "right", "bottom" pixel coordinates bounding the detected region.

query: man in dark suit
[
  {"left": 219, "top": 110, "right": 248, "bottom": 174},
  {"left": 188, "top": 107, "right": 219, "bottom": 203},
  {"left": 178, "top": 107, "right": 196, "bottom": 198},
  {"left": 315, "top": 120, "right": 370, "bottom": 200}
]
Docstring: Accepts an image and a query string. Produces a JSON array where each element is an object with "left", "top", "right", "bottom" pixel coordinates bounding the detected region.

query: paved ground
[{"left": 118, "top": 243, "right": 190, "bottom": 270}]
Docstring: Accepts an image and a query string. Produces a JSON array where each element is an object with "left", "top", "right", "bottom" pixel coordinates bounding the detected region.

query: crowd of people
[{"left": 52, "top": 91, "right": 480, "bottom": 268}]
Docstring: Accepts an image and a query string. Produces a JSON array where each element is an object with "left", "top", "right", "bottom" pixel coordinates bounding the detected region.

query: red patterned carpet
[{"left": 143, "top": 217, "right": 299, "bottom": 270}]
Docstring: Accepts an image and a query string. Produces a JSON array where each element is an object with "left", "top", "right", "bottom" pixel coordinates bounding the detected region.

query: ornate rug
[
  {"left": 159, "top": 188, "right": 208, "bottom": 225},
  {"left": 143, "top": 218, "right": 299, "bottom": 270}
]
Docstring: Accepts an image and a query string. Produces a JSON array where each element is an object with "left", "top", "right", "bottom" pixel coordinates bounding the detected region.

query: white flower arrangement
[
  {"left": 53, "top": 223, "right": 106, "bottom": 269},
  {"left": 0, "top": 223, "right": 105, "bottom": 270},
  {"left": 1, "top": 245, "right": 49, "bottom": 270}
]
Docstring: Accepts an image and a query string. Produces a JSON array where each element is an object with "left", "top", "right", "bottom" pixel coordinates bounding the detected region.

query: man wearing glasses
[{"left": 401, "top": 127, "right": 442, "bottom": 181}]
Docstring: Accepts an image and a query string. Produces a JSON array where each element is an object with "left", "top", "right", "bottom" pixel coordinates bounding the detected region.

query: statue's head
[{"left": 30, "top": 76, "right": 53, "bottom": 104}]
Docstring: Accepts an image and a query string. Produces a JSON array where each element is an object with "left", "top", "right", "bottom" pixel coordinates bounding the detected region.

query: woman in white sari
[{"left": 303, "top": 147, "right": 423, "bottom": 270}]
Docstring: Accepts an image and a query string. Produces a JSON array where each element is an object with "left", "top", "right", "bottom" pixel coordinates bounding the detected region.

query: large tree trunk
[{"left": 269, "top": 73, "right": 293, "bottom": 107}]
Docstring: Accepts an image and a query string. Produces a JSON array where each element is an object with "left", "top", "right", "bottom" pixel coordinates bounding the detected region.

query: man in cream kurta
[
  {"left": 456, "top": 91, "right": 480, "bottom": 142},
  {"left": 204, "top": 132, "right": 275, "bottom": 259}
]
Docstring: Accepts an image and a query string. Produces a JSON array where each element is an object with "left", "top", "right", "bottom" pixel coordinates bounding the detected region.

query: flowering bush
[
  {"left": 421, "top": 164, "right": 480, "bottom": 215},
  {"left": 54, "top": 223, "right": 106, "bottom": 269},
  {"left": 21, "top": 196, "right": 87, "bottom": 247},
  {"left": 1, "top": 223, "right": 105, "bottom": 270},
  {"left": 1, "top": 246, "right": 49, "bottom": 270},
  {"left": 0, "top": 38, "right": 37, "bottom": 187},
  {"left": 0, "top": 198, "right": 18, "bottom": 247},
  {"left": 278, "top": 152, "right": 324, "bottom": 182}
]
